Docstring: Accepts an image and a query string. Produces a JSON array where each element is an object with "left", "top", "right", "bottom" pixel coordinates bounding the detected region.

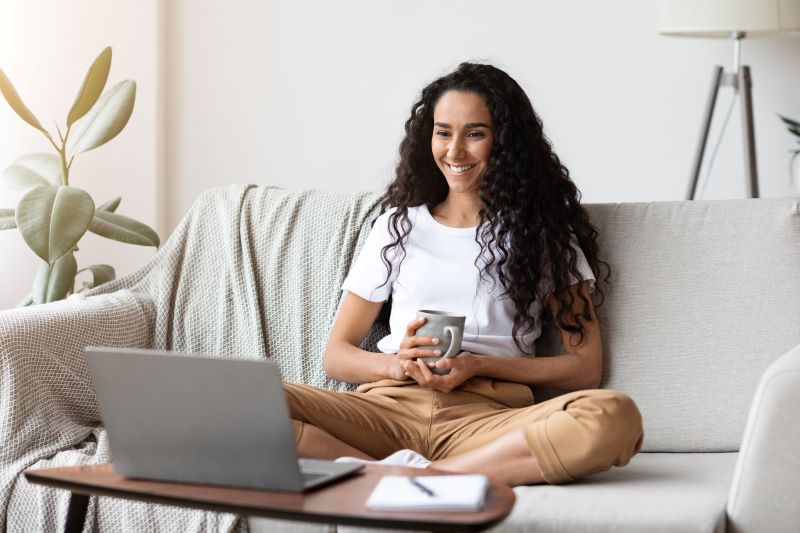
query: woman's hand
[
  {"left": 402, "top": 351, "right": 481, "bottom": 392},
  {"left": 385, "top": 317, "right": 442, "bottom": 381}
]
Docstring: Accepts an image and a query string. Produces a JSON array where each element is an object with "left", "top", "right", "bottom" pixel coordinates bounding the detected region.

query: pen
[{"left": 408, "top": 476, "right": 436, "bottom": 497}]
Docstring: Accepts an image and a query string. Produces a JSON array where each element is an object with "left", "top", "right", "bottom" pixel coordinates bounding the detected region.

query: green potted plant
[
  {"left": 0, "top": 47, "right": 158, "bottom": 306},
  {"left": 779, "top": 114, "right": 800, "bottom": 188}
]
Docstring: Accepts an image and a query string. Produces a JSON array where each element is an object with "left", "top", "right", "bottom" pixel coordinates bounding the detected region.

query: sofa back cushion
[{"left": 536, "top": 199, "right": 800, "bottom": 452}]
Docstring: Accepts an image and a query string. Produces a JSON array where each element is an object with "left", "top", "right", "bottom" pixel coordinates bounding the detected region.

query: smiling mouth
[{"left": 446, "top": 162, "right": 477, "bottom": 175}]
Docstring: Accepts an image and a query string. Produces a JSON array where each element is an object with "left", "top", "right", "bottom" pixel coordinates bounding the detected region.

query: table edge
[{"left": 25, "top": 466, "right": 515, "bottom": 532}]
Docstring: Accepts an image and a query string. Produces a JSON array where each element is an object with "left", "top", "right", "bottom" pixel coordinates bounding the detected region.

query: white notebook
[{"left": 366, "top": 474, "right": 489, "bottom": 512}]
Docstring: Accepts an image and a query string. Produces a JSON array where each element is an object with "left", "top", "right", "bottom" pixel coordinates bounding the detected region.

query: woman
[{"left": 284, "top": 62, "right": 643, "bottom": 486}]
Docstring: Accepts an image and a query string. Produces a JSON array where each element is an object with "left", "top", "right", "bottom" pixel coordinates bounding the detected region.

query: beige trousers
[{"left": 284, "top": 377, "right": 643, "bottom": 484}]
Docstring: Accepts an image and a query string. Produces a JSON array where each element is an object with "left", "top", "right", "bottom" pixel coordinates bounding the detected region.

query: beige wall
[
  {"left": 2, "top": 0, "right": 799, "bottom": 309},
  {"left": 163, "top": 0, "right": 800, "bottom": 233},
  {"left": 0, "top": 0, "right": 161, "bottom": 309}
]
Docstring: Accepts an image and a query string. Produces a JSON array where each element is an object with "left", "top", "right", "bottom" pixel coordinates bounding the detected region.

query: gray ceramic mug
[{"left": 415, "top": 310, "right": 466, "bottom": 375}]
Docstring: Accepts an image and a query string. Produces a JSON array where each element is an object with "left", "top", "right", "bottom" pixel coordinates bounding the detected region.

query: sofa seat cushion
[
  {"left": 323, "top": 452, "right": 736, "bottom": 533},
  {"left": 491, "top": 452, "right": 736, "bottom": 533}
]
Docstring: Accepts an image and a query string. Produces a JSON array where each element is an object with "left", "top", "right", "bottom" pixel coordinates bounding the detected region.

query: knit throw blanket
[{"left": 0, "top": 185, "right": 385, "bottom": 532}]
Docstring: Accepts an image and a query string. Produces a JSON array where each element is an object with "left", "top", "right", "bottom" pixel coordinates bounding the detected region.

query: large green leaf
[
  {"left": 0, "top": 208, "right": 15, "bottom": 230},
  {"left": 2, "top": 153, "right": 62, "bottom": 190},
  {"left": 96, "top": 197, "right": 121, "bottom": 213},
  {"left": 89, "top": 210, "right": 159, "bottom": 247},
  {"left": 0, "top": 67, "right": 47, "bottom": 134},
  {"left": 15, "top": 185, "right": 95, "bottom": 265},
  {"left": 77, "top": 263, "right": 115, "bottom": 290},
  {"left": 66, "top": 80, "right": 136, "bottom": 156},
  {"left": 67, "top": 47, "right": 112, "bottom": 127},
  {"left": 32, "top": 252, "right": 77, "bottom": 304}
]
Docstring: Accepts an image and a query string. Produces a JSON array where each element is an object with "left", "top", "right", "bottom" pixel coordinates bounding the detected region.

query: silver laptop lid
[{"left": 86, "top": 347, "right": 305, "bottom": 491}]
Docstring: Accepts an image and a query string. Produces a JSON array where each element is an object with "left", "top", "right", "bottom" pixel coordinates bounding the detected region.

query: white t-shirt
[{"left": 341, "top": 205, "right": 595, "bottom": 356}]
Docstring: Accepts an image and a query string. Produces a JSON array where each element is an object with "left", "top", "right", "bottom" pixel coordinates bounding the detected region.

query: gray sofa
[{"left": 1, "top": 185, "right": 798, "bottom": 532}]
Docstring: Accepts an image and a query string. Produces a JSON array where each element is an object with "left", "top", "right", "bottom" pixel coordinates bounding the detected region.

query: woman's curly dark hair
[{"left": 377, "top": 61, "right": 608, "bottom": 354}]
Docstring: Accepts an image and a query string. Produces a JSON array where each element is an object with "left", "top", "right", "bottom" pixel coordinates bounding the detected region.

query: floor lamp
[{"left": 659, "top": 0, "right": 800, "bottom": 200}]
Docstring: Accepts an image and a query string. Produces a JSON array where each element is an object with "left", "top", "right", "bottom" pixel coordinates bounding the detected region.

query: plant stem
[
  {"left": 55, "top": 122, "right": 65, "bottom": 143},
  {"left": 41, "top": 129, "right": 68, "bottom": 185},
  {"left": 44, "top": 131, "right": 61, "bottom": 153},
  {"left": 58, "top": 125, "right": 72, "bottom": 186},
  {"left": 58, "top": 144, "right": 69, "bottom": 186}
]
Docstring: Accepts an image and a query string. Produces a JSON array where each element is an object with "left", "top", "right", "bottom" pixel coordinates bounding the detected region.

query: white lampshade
[{"left": 660, "top": 0, "right": 800, "bottom": 37}]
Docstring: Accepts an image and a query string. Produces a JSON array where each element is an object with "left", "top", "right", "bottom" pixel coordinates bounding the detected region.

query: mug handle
[{"left": 442, "top": 326, "right": 463, "bottom": 358}]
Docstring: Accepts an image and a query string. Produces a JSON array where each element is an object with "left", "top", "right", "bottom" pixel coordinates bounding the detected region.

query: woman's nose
[{"left": 447, "top": 137, "right": 467, "bottom": 159}]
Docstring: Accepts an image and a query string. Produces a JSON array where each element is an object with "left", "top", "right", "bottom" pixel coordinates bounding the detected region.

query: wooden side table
[{"left": 25, "top": 463, "right": 515, "bottom": 532}]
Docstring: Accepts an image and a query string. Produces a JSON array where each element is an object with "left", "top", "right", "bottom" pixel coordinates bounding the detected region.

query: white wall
[
  {"left": 164, "top": 0, "right": 800, "bottom": 234},
  {"left": 2, "top": 0, "right": 799, "bottom": 308},
  {"left": 0, "top": 0, "right": 161, "bottom": 309}
]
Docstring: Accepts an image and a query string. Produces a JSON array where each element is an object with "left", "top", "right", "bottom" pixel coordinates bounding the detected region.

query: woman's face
[{"left": 431, "top": 90, "right": 494, "bottom": 195}]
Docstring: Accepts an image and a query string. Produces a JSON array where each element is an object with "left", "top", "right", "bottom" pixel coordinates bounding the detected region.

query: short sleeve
[
  {"left": 341, "top": 211, "right": 397, "bottom": 302},
  {"left": 569, "top": 243, "right": 596, "bottom": 294},
  {"left": 539, "top": 239, "right": 597, "bottom": 300}
]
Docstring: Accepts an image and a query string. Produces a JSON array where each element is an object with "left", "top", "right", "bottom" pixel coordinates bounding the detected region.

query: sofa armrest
[
  {"left": 0, "top": 290, "right": 154, "bottom": 479},
  {"left": 726, "top": 342, "right": 800, "bottom": 533}
]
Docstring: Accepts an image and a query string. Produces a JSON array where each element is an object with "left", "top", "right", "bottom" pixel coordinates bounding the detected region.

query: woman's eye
[{"left": 434, "top": 130, "right": 484, "bottom": 138}]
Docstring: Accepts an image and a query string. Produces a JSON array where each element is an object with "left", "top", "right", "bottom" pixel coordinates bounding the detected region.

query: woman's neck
[{"left": 431, "top": 194, "right": 483, "bottom": 228}]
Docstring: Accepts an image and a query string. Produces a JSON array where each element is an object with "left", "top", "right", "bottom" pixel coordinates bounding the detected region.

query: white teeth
[{"left": 448, "top": 163, "right": 476, "bottom": 173}]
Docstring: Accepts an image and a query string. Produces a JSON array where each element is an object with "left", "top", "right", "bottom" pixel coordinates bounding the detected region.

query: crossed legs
[
  {"left": 285, "top": 383, "right": 643, "bottom": 487},
  {"left": 296, "top": 422, "right": 539, "bottom": 486}
]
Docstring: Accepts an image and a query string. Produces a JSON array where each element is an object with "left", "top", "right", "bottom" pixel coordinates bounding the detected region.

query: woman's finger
[
  {"left": 405, "top": 359, "right": 429, "bottom": 380},
  {"left": 396, "top": 351, "right": 413, "bottom": 361},
  {"left": 416, "top": 358, "right": 436, "bottom": 380},
  {"left": 434, "top": 357, "right": 454, "bottom": 370},
  {"left": 401, "top": 335, "right": 439, "bottom": 348},
  {"left": 404, "top": 317, "right": 426, "bottom": 338},
  {"left": 403, "top": 360, "right": 423, "bottom": 382},
  {"left": 396, "top": 348, "right": 441, "bottom": 361},
  {"left": 398, "top": 336, "right": 439, "bottom": 350}
]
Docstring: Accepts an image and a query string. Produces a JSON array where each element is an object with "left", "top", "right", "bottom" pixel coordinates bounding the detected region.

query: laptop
[{"left": 86, "top": 347, "right": 363, "bottom": 492}]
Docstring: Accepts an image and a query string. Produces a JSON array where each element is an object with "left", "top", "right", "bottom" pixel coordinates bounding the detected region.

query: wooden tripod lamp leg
[
  {"left": 739, "top": 66, "right": 759, "bottom": 198},
  {"left": 687, "top": 66, "right": 724, "bottom": 200}
]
